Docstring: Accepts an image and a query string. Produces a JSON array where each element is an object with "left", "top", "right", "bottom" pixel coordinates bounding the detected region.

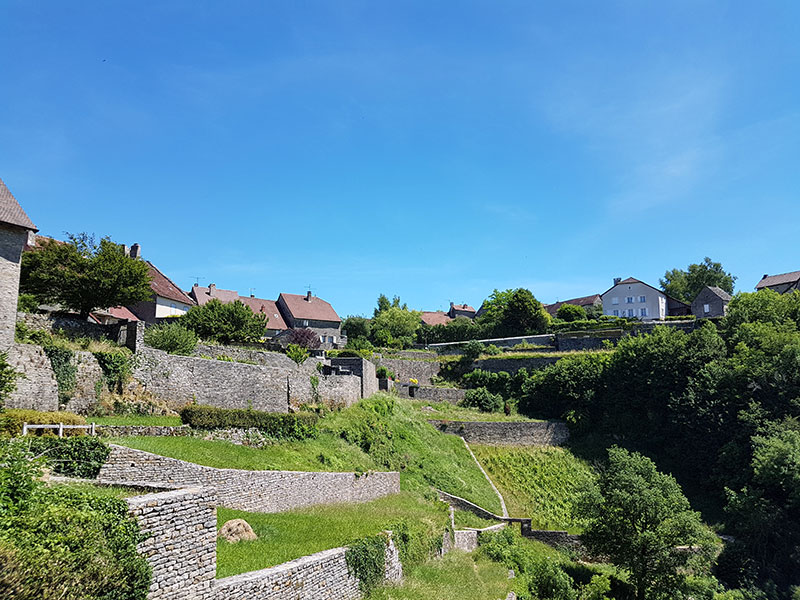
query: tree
[
  {"left": 20, "top": 233, "right": 152, "bottom": 319},
  {"left": 370, "top": 306, "right": 421, "bottom": 349},
  {"left": 556, "top": 303, "right": 586, "bottom": 322},
  {"left": 342, "top": 316, "right": 371, "bottom": 343},
  {"left": 285, "top": 328, "right": 321, "bottom": 350},
  {"left": 660, "top": 257, "right": 736, "bottom": 303},
  {"left": 182, "top": 299, "right": 268, "bottom": 344},
  {"left": 577, "top": 447, "right": 715, "bottom": 600},
  {"left": 286, "top": 343, "right": 309, "bottom": 365},
  {"left": 476, "top": 289, "right": 515, "bottom": 332},
  {"left": 497, "top": 288, "right": 550, "bottom": 336},
  {"left": 373, "top": 294, "right": 406, "bottom": 318}
]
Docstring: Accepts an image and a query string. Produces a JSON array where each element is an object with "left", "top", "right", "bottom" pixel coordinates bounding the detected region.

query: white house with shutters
[{"left": 601, "top": 277, "right": 690, "bottom": 320}]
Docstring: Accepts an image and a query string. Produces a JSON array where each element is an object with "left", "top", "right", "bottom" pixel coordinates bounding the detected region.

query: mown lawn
[
  {"left": 112, "top": 395, "right": 503, "bottom": 514},
  {"left": 366, "top": 551, "right": 517, "bottom": 600},
  {"left": 215, "top": 492, "right": 448, "bottom": 578},
  {"left": 470, "top": 445, "right": 596, "bottom": 532}
]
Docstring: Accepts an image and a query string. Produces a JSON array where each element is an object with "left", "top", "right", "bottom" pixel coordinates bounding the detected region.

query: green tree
[
  {"left": 476, "top": 289, "right": 515, "bottom": 332},
  {"left": 578, "top": 447, "right": 716, "bottom": 600},
  {"left": 370, "top": 306, "right": 421, "bottom": 349},
  {"left": 20, "top": 233, "right": 152, "bottom": 319},
  {"left": 660, "top": 257, "right": 736, "bottom": 303},
  {"left": 286, "top": 343, "right": 309, "bottom": 365},
  {"left": 342, "top": 316, "right": 371, "bottom": 343},
  {"left": 725, "top": 289, "right": 800, "bottom": 330},
  {"left": 181, "top": 299, "right": 267, "bottom": 344},
  {"left": 373, "top": 294, "right": 406, "bottom": 318},
  {"left": 497, "top": 288, "right": 550, "bottom": 336},
  {"left": 557, "top": 303, "right": 586, "bottom": 322}
]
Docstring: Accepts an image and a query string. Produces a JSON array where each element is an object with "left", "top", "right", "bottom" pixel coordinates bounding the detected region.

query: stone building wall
[
  {"left": 376, "top": 358, "right": 441, "bottom": 384},
  {"left": 126, "top": 486, "right": 217, "bottom": 600},
  {"left": 5, "top": 343, "right": 59, "bottom": 411},
  {"left": 0, "top": 226, "right": 28, "bottom": 350},
  {"left": 329, "top": 357, "right": 378, "bottom": 399},
  {"left": 428, "top": 420, "right": 570, "bottom": 446},
  {"left": 100, "top": 445, "right": 400, "bottom": 513}
]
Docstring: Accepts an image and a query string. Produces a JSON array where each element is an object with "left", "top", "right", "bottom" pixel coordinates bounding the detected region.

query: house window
[
  {"left": 611, "top": 297, "right": 619, "bottom": 305},
  {"left": 170, "top": 303, "right": 176, "bottom": 309},
  {"left": 703, "top": 304, "right": 710, "bottom": 314},
  {"left": 626, "top": 297, "right": 634, "bottom": 304},
  {"left": 301, "top": 320, "right": 309, "bottom": 327},
  {"left": 627, "top": 308, "right": 634, "bottom": 317},
  {"left": 639, "top": 296, "right": 646, "bottom": 303},
  {"left": 640, "top": 307, "right": 648, "bottom": 317},
  {"left": 612, "top": 310, "right": 619, "bottom": 316}
]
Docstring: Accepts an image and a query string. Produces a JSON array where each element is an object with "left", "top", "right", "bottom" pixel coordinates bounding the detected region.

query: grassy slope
[
  {"left": 112, "top": 394, "right": 502, "bottom": 514},
  {"left": 216, "top": 492, "right": 448, "bottom": 578},
  {"left": 366, "top": 551, "right": 516, "bottom": 600},
  {"left": 411, "top": 400, "right": 540, "bottom": 423},
  {"left": 470, "top": 445, "right": 596, "bottom": 532}
]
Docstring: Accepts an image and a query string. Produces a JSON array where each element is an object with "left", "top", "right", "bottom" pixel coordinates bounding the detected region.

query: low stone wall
[
  {"left": 5, "top": 343, "right": 59, "bottom": 411},
  {"left": 429, "top": 420, "right": 570, "bottom": 446},
  {"left": 429, "top": 334, "right": 554, "bottom": 353},
  {"left": 376, "top": 358, "right": 441, "bottom": 385},
  {"left": 452, "top": 523, "right": 506, "bottom": 552},
  {"left": 126, "top": 486, "right": 217, "bottom": 600},
  {"left": 525, "top": 530, "right": 584, "bottom": 553},
  {"left": 17, "top": 312, "right": 143, "bottom": 351},
  {"left": 473, "top": 355, "right": 561, "bottom": 374},
  {"left": 195, "top": 343, "right": 311, "bottom": 369},
  {"left": 410, "top": 386, "right": 466, "bottom": 404},
  {"left": 97, "top": 424, "right": 191, "bottom": 437},
  {"left": 555, "top": 331, "right": 624, "bottom": 352},
  {"left": 100, "top": 445, "right": 400, "bottom": 513},
  {"left": 288, "top": 372, "right": 361, "bottom": 409},
  {"left": 437, "top": 489, "right": 501, "bottom": 521},
  {"left": 329, "top": 357, "right": 378, "bottom": 399}
]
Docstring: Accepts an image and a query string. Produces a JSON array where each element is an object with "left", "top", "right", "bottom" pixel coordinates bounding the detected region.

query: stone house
[
  {"left": 127, "top": 259, "right": 196, "bottom": 323},
  {"left": 544, "top": 294, "right": 602, "bottom": 317},
  {"left": 277, "top": 292, "right": 342, "bottom": 348},
  {"left": 0, "top": 178, "right": 38, "bottom": 350},
  {"left": 188, "top": 283, "right": 289, "bottom": 337},
  {"left": 691, "top": 286, "right": 731, "bottom": 319},
  {"left": 756, "top": 271, "right": 800, "bottom": 294},
  {"left": 601, "top": 277, "right": 690, "bottom": 320},
  {"left": 448, "top": 302, "right": 476, "bottom": 319}
]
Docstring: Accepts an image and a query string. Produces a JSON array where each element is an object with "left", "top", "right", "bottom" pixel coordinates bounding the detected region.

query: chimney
[
  {"left": 122, "top": 244, "right": 130, "bottom": 257},
  {"left": 613, "top": 277, "right": 622, "bottom": 286},
  {"left": 192, "top": 283, "right": 198, "bottom": 288},
  {"left": 130, "top": 243, "right": 141, "bottom": 259},
  {"left": 762, "top": 274, "right": 769, "bottom": 280},
  {"left": 450, "top": 301, "right": 454, "bottom": 308},
  {"left": 209, "top": 284, "right": 216, "bottom": 296},
  {"left": 306, "top": 291, "right": 312, "bottom": 301},
  {"left": 250, "top": 293, "right": 255, "bottom": 298}
]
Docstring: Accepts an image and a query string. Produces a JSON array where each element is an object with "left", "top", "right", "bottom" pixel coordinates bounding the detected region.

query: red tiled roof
[
  {"left": 93, "top": 306, "right": 140, "bottom": 322},
  {"left": 0, "top": 178, "right": 37, "bottom": 231},
  {"left": 756, "top": 271, "right": 800, "bottom": 290},
  {"left": 146, "top": 261, "right": 195, "bottom": 306},
  {"left": 239, "top": 297, "right": 288, "bottom": 331},
  {"left": 190, "top": 285, "right": 240, "bottom": 306},
  {"left": 420, "top": 311, "right": 452, "bottom": 326},
  {"left": 451, "top": 304, "right": 475, "bottom": 313},
  {"left": 544, "top": 294, "right": 601, "bottom": 315},
  {"left": 279, "top": 293, "right": 341, "bottom": 323}
]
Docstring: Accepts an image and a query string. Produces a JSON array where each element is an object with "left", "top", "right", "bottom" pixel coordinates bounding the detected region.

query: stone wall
[
  {"left": 525, "top": 530, "right": 584, "bottom": 553},
  {"left": 5, "top": 343, "right": 59, "bottom": 411},
  {"left": 429, "top": 334, "right": 554, "bottom": 353},
  {"left": 376, "top": 358, "right": 441, "bottom": 384},
  {"left": 17, "top": 311, "right": 111, "bottom": 341},
  {"left": 329, "top": 357, "right": 378, "bottom": 399},
  {"left": 407, "top": 386, "right": 465, "bottom": 404},
  {"left": 126, "top": 486, "right": 217, "bottom": 600},
  {"left": 555, "top": 331, "right": 623, "bottom": 352},
  {"left": 65, "top": 350, "right": 105, "bottom": 414},
  {"left": 97, "top": 424, "right": 191, "bottom": 437},
  {"left": 0, "top": 226, "right": 28, "bottom": 350},
  {"left": 99, "top": 445, "right": 400, "bottom": 513},
  {"left": 195, "top": 343, "right": 310, "bottom": 369},
  {"left": 473, "top": 355, "right": 561, "bottom": 375},
  {"left": 288, "top": 371, "right": 362, "bottom": 409},
  {"left": 429, "top": 420, "right": 570, "bottom": 446}
]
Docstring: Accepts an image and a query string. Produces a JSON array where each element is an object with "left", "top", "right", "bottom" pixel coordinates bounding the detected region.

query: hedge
[
  {"left": 0, "top": 409, "right": 86, "bottom": 437},
  {"left": 178, "top": 405, "right": 319, "bottom": 439},
  {"left": 0, "top": 436, "right": 110, "bottom": 478}
]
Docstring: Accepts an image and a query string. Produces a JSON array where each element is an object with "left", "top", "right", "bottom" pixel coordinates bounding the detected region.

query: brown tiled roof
[
  {"left": 239, "top": 297, "right": 288, "bottom": 331},
  {"left": 146, "top": 261, "right": 195, "bottom": 306},
  {"left": 0, "top": 178, "right": 37, "bottom": 231},
  {"left": 279, "top": 293, "right": 341, "bottom": 323},
  {"left": 756, "top": 271, "right": 800, "bottom": 290},
  {"left": 451, "top": 304, "right": 475, "bottom": 313},
  {"left": 190, "top": 285, "right": 240, "bottom": 306},
  {"left": 420, "top": 311, "right": 452, "bottom": 326},
  {"left": 93, "top": 306, "right": 140, "bottom": 322},
  {"left": 545, "top": 294, "right": 602, "bottom": 316}
]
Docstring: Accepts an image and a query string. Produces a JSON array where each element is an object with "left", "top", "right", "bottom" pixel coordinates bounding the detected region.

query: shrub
[
  {"left": 345, "top": 534, "right": 387, "bottom": 593},
  {"left": 462, "top": 387, "right": 504, "bottom": 413},
  {"left": 178, "top": 405, "right": 319, "bottom": 439},
  {"left": 11, "top": 437, "right": 111, "bottom": 478},
  {"left": 375, "top": 366, "right": 395, "bottom": 380},
  {"left": 557, "top": 304, "right": 586, "bottom": 322},
  {"left": 286, "top": 328, "right": 321, "bottom": 350},
  {"left": 144, "top": 322, "right": 198, "bottom": 355},
  {"left": 0, "top": 409, "right": 86, "bottom": 437},
  {"left": 0, "top": 352, "right": 21, "bottom": 410},
  {"left": 484, "top": 344, "right": 502, "bottom": 356},
  {"left": 16, "top": 293, "right": 39, "bottom": 313},
  {"left": 287, "top": 343, "right": 309, "bottom": 365},
  {"left": 328, "top": 348, "right": 374, "bottom": 360},
  {"left": 93, "top": 351, "right": 133, "bottom": 393},
  {"left": 182, "top": 299, "right": 267, "bottom": 344}
]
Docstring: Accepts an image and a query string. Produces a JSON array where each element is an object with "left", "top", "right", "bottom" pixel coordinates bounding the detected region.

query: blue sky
[{"left": 2, "top": 1, "right": 799, "bottom": 317}]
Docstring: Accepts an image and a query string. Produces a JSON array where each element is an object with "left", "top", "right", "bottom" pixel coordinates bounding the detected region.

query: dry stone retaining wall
[
  {"left": 473, "top": 355, "right": 561, "bottom": 374},
  {"left": 100, "top": 445, "right": 400, "bottom": 513},
  {"left": 429, "top": 420, "right": 570, "bottom": 446},
  {"left": 5, "top": 343, "right": 59, "bottom": 411},
  {"left": 376, "top": 358, "right": 441, "bottom": 384}
]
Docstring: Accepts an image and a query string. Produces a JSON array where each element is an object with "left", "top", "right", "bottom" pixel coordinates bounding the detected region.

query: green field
[
  {"left": 470, "top": 445, "right": 596, "bottom": 532},
  {"left": 216, "top": 492, "right": 448, "bottom": 578},
  {"left": 112, "top": 395, "right": 503, "bottom": 514}
]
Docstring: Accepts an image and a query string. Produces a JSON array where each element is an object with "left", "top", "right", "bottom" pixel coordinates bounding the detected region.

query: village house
[
  {"left": 448, "top": 302, "right": 476, "bottom": 319},
  {"left": 601, "top": 277, "right": 690, "bottom": 320},
  {"left": 691, "top": 286, "right": 731, "bottom": 319},
  {"left": 544, "top": 294, "right": 602, "bottom": 317},
  {"left": 0, "top": 178, "right": 38, "bottom": 349},
  {"left": 420, "top": 311, "right": 452, "bottom": 326},
  {"left": 755, "top": 271, "right": 800, "bottom": 294},
  {"left": 127, "top": 255, "right": 196, "bottom": 323},
  {"left": 277, "top": 291, "right": 342, "bottom": 348}
]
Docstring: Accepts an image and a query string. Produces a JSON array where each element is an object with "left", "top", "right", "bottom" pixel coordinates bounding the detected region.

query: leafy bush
[
  {"left": 178, "top": 405, "right": 319, "bottom": 439},
  {"left": 0, "top": 409, "right": 86, "bottom": 437},
  {"left": 93, "top": 351, "right": 133, "bottom": 393},
  {"left": 0, "top": 352, "right": 21, "bottom": 410},
  {"left": 16, "top": 293, "right": 39, "bottom": 313},
  {"left": 13, "top": 437, "right": 110, "bottom": 478},
  {"left": 375, "top": 366, "right": 395, "bottom": 380},
  {"left": 286, "top": 343, "right": 310, "bottom": 365},
  {"left": 484, "top": 344, "right": 502, "bottom": 356},
  {"left": 556, "top": 304, "right": 586, "bottom": 322},
  {"left": 0, "top": 441, "right": 150, "bottom": 599},
  {"left": 462, "top": 387, "right": 504, "bottom": 413},
  {"left": 328, "top": 348, "right": 374, "bottom": 360},
  {"left": 144, "top": 322, "right": 198, "bottom": 355},
  {"left": 345, "top": 534, "right": 387, "bottom": 593},
  {"left": 182, "top": 299, "right": 267, "bottom": 344},
  {"left": 286, "top": 327, "right": 321, "bottom": 350}
]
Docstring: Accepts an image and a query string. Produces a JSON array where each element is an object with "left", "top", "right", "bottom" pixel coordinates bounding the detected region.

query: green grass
[
  {"left": 48, "top": 481, "right": 146, "bottom": 498},
  {"left": 453, "top": 510, "right": 498, "bottom": 529},
  {"left": 366, "top": 551, "right": 516, "bottom": 600},
  {"left": 412, "top": 400, "right": 540, "bottom": 422},
  {"left": 470, "top": 445, "right": 596, "bottom": 532},
  {"left": 112, "top": 394, "right": 503, "bottom": 514},
  {"left": 92, "top": 415, "right": 183, "bottom": 426},
  {"left": 215, "top": 492, "right": 448, "bottom": 578}
]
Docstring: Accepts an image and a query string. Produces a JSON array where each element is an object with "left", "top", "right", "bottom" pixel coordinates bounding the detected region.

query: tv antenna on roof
[
  {"left": 249, "top": 288, "right": 256, "bottom": 297},
  {"left": 192, "top": 276, "right": 205, "bottom": 286}
]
